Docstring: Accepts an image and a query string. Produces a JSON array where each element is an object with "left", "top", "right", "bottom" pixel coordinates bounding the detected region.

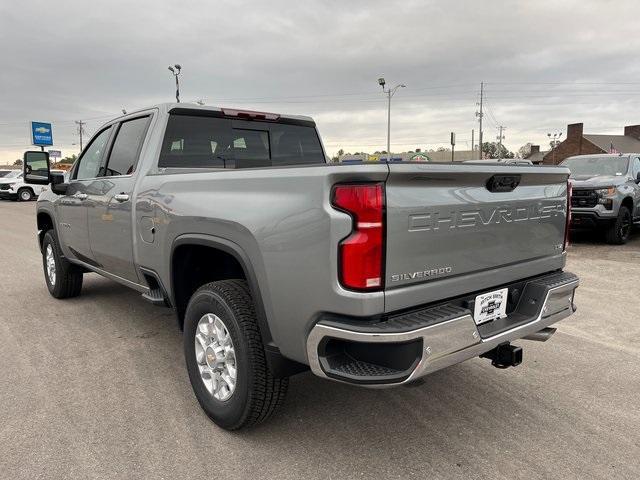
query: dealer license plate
[{"left": 473, "top": 288, "right": 508, "bottom": 325}]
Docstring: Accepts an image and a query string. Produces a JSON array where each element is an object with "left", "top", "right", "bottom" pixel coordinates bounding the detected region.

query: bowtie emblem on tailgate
[{"left": 486, "top": 174, "right": 521, "bottom": 192}]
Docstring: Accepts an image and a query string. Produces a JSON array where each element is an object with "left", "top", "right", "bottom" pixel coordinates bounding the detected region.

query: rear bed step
[
  {"left": 140, "top": 268, "right": 171, "bottom": 307},
  {"left": 142, "top": 288, "right": 167, "bottom": 306}
]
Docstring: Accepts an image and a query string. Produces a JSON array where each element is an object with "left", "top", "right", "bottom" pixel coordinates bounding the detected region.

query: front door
[
  {"left": 57, "top": 126, "right": 113, "bottom": 265},
  {"left": 88, "top": 115, "right": 151, "bottom": 283}
]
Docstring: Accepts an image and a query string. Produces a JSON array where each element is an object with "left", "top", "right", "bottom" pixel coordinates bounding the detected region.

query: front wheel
[
  {"left": 605, "top": 206, "right": 632, "bottom": 245},
  {"left": 184, "top": 280, "right": 288, "bottom": 430},
  {"left": 17, "top": 188, "right": 34, "bottom": 202},
  {"left": 42, "top": 230, "right": 83, "bottom": 298}
]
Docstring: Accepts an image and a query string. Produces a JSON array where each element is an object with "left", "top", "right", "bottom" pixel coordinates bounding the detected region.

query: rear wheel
[
  {"left": 605, "top": 206, "right": 632, "bottom": 244},
  {"left": 184, "top": 280, "right": 288, "bottom": 430},
  {"left": 17, "top": 188, "right": 34, "bottom": 202},
  {"left": 42, "top": 230, "right": 83, "bottom": 298}
]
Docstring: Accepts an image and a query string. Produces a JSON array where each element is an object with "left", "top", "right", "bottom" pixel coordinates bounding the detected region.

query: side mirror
[
  {"left": 50, "top": 172, "right": 68, "bottom": 195},
  {"left": 23, "top": 151, "right": 50, "bottom": 185}
]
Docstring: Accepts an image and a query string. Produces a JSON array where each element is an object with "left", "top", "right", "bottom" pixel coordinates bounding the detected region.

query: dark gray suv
[{"left": 562, "top": 154, "right": 640, "bottom": 244}]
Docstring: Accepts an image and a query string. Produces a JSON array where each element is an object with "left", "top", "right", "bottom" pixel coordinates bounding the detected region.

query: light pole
[
  {"left": 378, "top": 77, "right": 405, "bottom": 162},
  {"left": 548, "top": 131, "right": 563, "bottom": 164},
  {"left": 168, "top": 64, "right": 182, "bottom": 103}
]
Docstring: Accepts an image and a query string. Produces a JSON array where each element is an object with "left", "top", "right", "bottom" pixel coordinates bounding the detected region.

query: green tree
[
  {"left": 517, "top": 143, "right": 533, "bottom": 159},
  {"left": 60, "top": 154, "right": 77, "bottom": 164},
  {"left": 13, "top": 159, "right": 22, "bottom": 166},
  {"left": 482, "top": 142, "right": 514, "bottom": 159}
]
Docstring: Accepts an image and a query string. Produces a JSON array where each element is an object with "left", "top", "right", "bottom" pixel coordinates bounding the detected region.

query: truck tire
[
  {"left": 17, "top": 188, "right": 34, "bottom": 202},
  {"left": 42, "top": 230, "right": 83, "bottom": 298},
  {"left": 605, "top": 205, "right": 632, "bottom": 245},
  {"left": 184, "top": 280, "right": 288, "bottom": 430}
]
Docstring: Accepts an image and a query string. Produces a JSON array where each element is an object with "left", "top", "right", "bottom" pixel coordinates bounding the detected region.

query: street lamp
[
  {"left": 168, "top": 64, "right": 182, "bottom": 103},
  {"left": 548, "top": 131, "right": 563, "bottom": 164},
  {"left": 378, "top": 77, "right": 405, "bottom": 162}
]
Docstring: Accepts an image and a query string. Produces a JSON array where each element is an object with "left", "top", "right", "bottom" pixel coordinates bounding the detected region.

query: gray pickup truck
[
  {"left": 23, "top": 103, "right": 579, "bottom": 430},
  {"left": 561, "top": 154, "right": 640, "bottom": 244}
]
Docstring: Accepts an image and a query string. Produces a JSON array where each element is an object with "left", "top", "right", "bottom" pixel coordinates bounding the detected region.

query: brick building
[
  {"left": 523, "top": 145, "right": 547, "bottom": 164},
  {"left": 543, "top": 123, "right": 640, "bottom": 165}
]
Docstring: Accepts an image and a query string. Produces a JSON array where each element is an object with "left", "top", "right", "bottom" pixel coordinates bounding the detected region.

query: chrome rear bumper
[{"left": 306, "top": 271, "right": 579, "bottom": 387}]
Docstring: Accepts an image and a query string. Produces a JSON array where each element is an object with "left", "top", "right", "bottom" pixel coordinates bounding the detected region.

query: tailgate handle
[{"left": 486, "top": 174, "right": 521, "bottom": 192}]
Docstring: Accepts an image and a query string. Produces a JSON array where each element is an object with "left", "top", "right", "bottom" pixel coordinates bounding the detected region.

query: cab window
[
  {"left": 101, "top": 116, "right": 151, "bottom": 176},
  {"left": 74, "top": 127, "right": 112, "bottom": 180}
]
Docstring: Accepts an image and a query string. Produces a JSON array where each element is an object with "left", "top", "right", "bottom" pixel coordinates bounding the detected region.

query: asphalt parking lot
[{"left": 1, "top": 201, "right": 639, "bottom": 480}]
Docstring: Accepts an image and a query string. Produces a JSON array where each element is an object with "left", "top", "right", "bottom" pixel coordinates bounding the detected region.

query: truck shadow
[{"left": 570, "top": 225, "right": 640, "bottom": 245}]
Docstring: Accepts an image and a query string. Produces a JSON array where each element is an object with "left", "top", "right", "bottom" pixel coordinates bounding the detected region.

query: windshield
[
  {"left": 1, "top": 171, "right": 22, "bottom": 179},
  {"left": 561, "top": 156, "right": 629, "bottom": 177}
]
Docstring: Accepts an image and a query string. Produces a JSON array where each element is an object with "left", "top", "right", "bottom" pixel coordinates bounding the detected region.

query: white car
[{"left": 0, "top": 169, "right": 66, "bottom": 201}]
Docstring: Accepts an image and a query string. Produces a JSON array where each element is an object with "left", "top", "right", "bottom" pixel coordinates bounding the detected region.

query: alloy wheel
[
  {"left": 620, "top": 211, "right": 632, "bottom": 240},
  {"left": 194, "top": 313, "right": 237, "bottom": 401},
  {"left": 45, "top": 244, "right": 56, "bottom": 286}
]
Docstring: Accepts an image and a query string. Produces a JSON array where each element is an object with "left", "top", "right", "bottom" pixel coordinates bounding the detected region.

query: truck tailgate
[{"left": 384, "top": 163, "right": 570, "bottom": 310}]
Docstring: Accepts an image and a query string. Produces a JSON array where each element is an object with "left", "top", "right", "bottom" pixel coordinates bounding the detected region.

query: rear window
[{"left": 158, "top": 115, "right": 325, "bottom": 169}]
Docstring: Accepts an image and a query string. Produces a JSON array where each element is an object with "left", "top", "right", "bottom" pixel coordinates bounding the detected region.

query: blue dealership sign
[{"left": 31, "top": 121, "right": 53, "bottom": 146}]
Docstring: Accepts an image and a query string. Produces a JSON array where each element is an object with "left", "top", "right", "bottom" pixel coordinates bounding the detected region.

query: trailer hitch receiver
[{"left": 480, "top": 342, "right": 523, "bottom": 369}]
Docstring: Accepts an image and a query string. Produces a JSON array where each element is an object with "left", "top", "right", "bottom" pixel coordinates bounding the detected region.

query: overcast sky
[{"left": 2, "top": 0, "right": 640, "bottom": 162}]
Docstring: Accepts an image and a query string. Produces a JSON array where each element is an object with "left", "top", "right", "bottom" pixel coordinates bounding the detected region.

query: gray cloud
[{"left": 2, "top": 0, "right": 640, "bottom": 161}]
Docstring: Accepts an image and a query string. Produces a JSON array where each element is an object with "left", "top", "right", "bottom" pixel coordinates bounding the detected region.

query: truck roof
[
  {"left": 113, "top": 103, "right": 315, "bottom": 125},
  {"left": 564, "top": 153, "right": 638, "bottom": 161}
]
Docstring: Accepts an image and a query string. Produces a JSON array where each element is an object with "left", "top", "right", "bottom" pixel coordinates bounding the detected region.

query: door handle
[
  {"left": 73, "top": 192, "right": 88, "bottom": 200},
  {"left": 114, "top": 193, "right": 130, "bottom": 202}
]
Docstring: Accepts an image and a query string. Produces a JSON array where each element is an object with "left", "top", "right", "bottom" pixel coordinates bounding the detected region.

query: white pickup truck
[{"left": 0, "top": 169, "right": 67, "bottom": 201}]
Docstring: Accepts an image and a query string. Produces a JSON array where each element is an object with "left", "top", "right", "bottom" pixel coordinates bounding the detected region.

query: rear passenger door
[{"left": 88, "top": 115, "right": 152, "bottom": 283}]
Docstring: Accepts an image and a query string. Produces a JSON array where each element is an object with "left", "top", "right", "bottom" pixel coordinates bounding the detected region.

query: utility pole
[
  {"left": 476, "top": 81, "right": 484, "bottom": 159},
  {"left": 378, "top": 77, "right": 406, "bottom": 162},
  {"left": 471, "top": 129, "right": 474, "bottom": 154},
  {"left": 450, "top": 132, "right": 456, "bottom": 162},
  {"left": 75, "top": 120, "right": 86, "bottom": 152},
  {"left": 497, "top": 126, "right": 506, "bottom": 156}
]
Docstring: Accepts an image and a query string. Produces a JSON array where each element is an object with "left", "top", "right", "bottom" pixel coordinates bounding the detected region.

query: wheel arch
[
  {"left": 18, "top": 186, "right": 35, "bottom": 200},
  {"left": 36, "top": 209, "right": 55, "bottom": 251},
  {"left": 170, "top": 234, "right": 274, "bottom": 346},
  {"left": 621, "top": 196, "right": 633, "bottom": 212}
]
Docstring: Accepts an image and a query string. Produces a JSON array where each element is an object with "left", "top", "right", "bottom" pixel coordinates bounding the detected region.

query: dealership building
[{"left": 543, "top": 123, "right": 640, "bottom": 165}]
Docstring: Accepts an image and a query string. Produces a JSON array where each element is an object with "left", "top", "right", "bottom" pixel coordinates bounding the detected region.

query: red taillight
[
  {"left": 564, "top": 179, "right": 572, "bottom": 251},
  {"left": 332, "top": 183, "right": 384, "bottom": 291},
  {"left": 221, "top": 108, "right": 280, "bottom": 121}
]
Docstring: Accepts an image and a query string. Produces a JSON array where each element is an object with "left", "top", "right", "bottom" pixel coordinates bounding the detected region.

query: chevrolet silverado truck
[
  {"left": 23, "top": 103, "right": 579, "bottom": 430},
  {"left": 561, "top": 153, "right": 640, "bottom": 244}
]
